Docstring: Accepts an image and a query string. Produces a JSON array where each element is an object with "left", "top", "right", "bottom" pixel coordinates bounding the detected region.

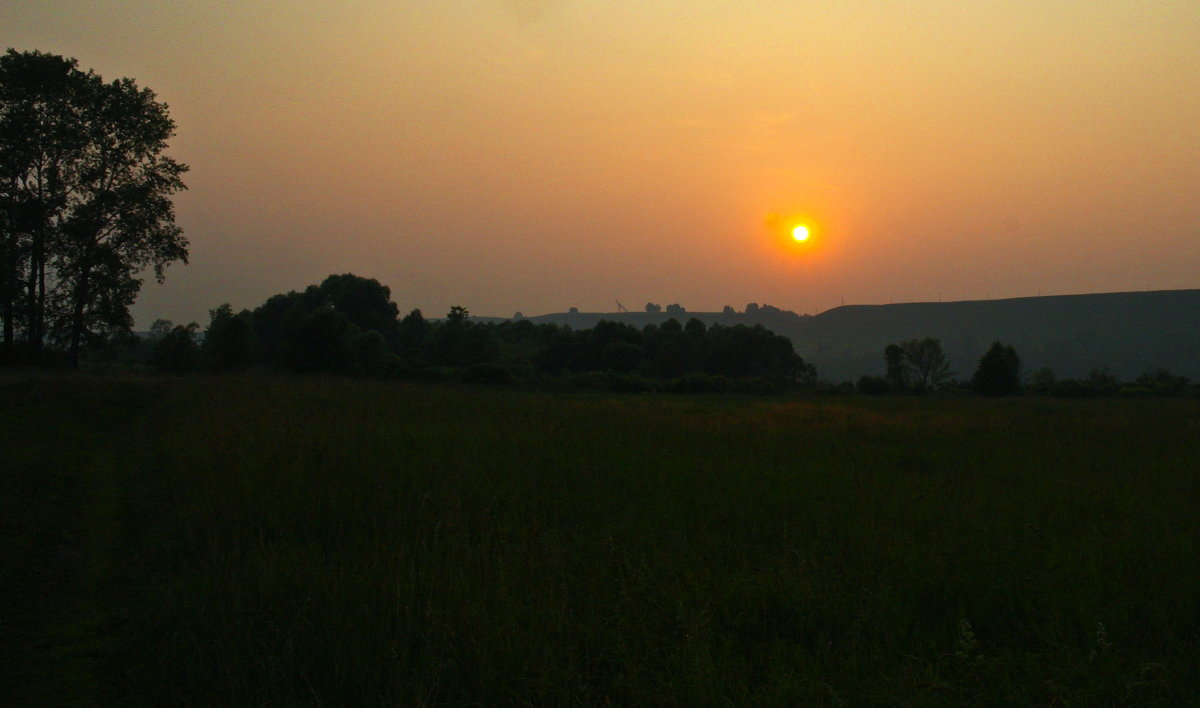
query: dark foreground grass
[{"left": 2, "top": 375, "right": 1198, "bottom": 705}]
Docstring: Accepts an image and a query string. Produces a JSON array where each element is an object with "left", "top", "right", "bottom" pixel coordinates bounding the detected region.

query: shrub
[
  {"left": 664, "top": 374, "right": 730, "bottom": 394},
  {"left": 857, "top": 375, "right": 890, "bottom": 395},
  {"left": 461, "top": 363, "right": 516, "bottom": 385},
  {"left": 972, "top": 342, "right": 1021, "bottom": 396},
  {"left": 152, "top": 324, "right": 200, "bottom": 372}
]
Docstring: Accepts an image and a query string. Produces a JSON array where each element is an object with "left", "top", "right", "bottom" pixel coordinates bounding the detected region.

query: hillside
[{"left": 513, "top": 289, "right": 1200, "bottom": 382}]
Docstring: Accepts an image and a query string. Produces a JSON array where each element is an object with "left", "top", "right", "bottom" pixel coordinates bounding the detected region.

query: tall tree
[
  {"left": 972, "top": 341, "right": 1021, "bottom": 396},
  {"left": 900, "top": 338, "right": 952, "bottom": 391},
  {"left": 0, "top": 50, "right": 87, "bottom": 360},
  {"left": 316, "top": 273, "right": 400, "bottom": 344},
  {"left": 202, "top": 304, "right": 256, "bottom": 370},
  {"left": 884, "top": 343, "right": 908, "bottom": 389},
  {"left": 0, "top": 49, "right": 187, "bottom": 364}
]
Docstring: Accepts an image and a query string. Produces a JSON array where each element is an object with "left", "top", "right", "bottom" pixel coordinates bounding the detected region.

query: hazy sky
[{"left": 7, "top": 1, "right": 1199, "bottom": 324}]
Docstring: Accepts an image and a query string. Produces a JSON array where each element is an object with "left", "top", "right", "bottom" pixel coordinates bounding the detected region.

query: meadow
[{"left": 2, "top": 375, "right": 1198, "bottom": 705}]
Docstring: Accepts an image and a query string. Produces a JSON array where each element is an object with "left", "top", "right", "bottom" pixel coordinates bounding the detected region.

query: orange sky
[{"left": 7, "top": 1, "right": 1200, "bottom": 324}]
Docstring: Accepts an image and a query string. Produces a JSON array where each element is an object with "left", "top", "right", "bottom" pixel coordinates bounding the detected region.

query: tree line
[
  {"left": 5, "top": 50, "right": 1195, "bottom": 397},
  {"left": 137, "top": 275, "right": 1197, "bottom": 397},
  {"left": 853, "top": 338, "right": 1195, "bottom": 398}
]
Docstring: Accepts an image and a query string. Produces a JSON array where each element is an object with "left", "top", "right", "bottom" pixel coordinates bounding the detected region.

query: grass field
[{"left": 3, "top": 374, "right": 1198, "bottom": 705}]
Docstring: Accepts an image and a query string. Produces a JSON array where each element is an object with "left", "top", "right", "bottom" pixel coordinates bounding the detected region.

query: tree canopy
[
  {"left": 0, "top": 49, "right": 188, "bottom": 364},
  {"left": 877, "top": 338, "right": 952, "bottom": 392},
  {"left": 972, "top": 341, "right": 1022, "bottom": 396},
  {"left": 141, "top": 273, "right": 817, "bottom": 392},
  {"left": 899, "top": 338, "right": 952, "bottom": 391}
]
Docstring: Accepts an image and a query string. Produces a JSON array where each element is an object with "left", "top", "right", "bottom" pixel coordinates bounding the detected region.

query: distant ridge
[{"left": 496, "top": 289, "right": 1200, "bottom": 382}]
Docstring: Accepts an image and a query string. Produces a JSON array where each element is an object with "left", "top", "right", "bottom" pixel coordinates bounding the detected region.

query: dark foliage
[
  {"left": 878, "top": 338, "right": 952, "bottom": 393},
  {"left": 201, "top": 274, "right": 818, "bottom": 392},
  {"left": 857, "top": 375, "right": 890, "bottom": 395},
  {"left": 529, "top": 318, "right": 814, "bottom": 390},
  {"left": 461, "top": 362, "right": 516, "bottom": 385},
  {"left": 1134, "top": 368, "right": 1191, "bottom": 396},
  {"left": 0, "top": 49, "right": 187, "bottom": 365},
  {"left": 202, "top": 304, "right": 256, "bottom": 370},
  {"left": 152, "top": 323, "right": 200, "bottom": 372},
  {"left": 286, "top": 307, "right": 353, "bottom": 373},
  {"left": 972, "top": 341, "right": 1022, "bottom": 396},
  {"left": 317, "top": 274, "right": 400, "bottom": 347},
  {"left": 348, "top": 329, "right": 397, "bottom": 378},
  {"left": 884, "top": 343, "right": 907, "bottom": 390},
  {"left": 900, "top": 338, "right": 952, "bottom": 391}
]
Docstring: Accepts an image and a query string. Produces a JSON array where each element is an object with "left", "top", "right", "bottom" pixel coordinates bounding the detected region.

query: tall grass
[{"left": 3, "top": 376, "right": 1198, "bottom": 704}]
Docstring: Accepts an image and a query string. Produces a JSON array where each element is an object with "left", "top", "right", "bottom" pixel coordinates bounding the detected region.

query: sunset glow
[
  {"left": 5, "top": 2, "right": 1197, "bottom": 323},
  {"left": 792, "top": 225, "right": 810, "bottom": 242}
]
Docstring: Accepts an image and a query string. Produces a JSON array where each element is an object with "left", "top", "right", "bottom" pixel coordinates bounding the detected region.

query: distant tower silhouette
[{"left": 615, "top": 300, "right": 628, "bottom": 313}]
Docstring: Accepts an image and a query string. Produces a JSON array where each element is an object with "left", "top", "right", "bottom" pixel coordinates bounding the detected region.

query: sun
[{"left": 792, "top": 225, "right": 810, "bottom": 242}]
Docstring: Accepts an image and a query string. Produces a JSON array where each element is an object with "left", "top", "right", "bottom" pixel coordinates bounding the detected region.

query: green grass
[{"left": 3, "top": 375, "right": 1198, "bottom": 705}]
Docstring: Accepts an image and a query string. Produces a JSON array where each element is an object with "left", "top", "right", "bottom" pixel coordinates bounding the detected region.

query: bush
[
  {"left": 972, "top": 342, "right": 1021, "bottom": 396},
  {"left": 729, "top": 377, "right": 781, "bottom": 395},
  {"left": 1136, "top": 368, "right": 1191, "bottom": 396},
  {"left": 814, "top": 380, "right": 856, "bottom": 395},
  {"left": 1050, "top": 379, "right": 1100, "bottom": 398},
  {"left": 608, "top": 374, "right": 654, "bottom": 393},
  {"left": 1029, "top": 367, "right": 1056, "bottom": 395},
  {"left": 349, "top": 330, "right": 396, "bottom": 378},
  {"left": 203, "top": 304, "right": 257, "bottom": 370},
  {"left": 461, "top": 363, "right": 516, "bottom": 385},
  {"left": 857, "top": 375, "right": 890, "bottom": 395},
  {"left": 153, "top": 324, "right": 200, "bottom": 373},
  {"left": 664, "top": 374, "right": 730, "bottom": 394}
]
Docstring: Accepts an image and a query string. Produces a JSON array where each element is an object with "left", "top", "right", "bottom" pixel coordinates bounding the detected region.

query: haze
[{"left": 7, "top": 1, "right": 1198, "bottom": 325}]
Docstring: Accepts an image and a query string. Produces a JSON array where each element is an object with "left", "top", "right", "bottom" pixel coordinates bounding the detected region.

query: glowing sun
[{"left": 792, "top": 225, "right": 810, "bottom": 242}]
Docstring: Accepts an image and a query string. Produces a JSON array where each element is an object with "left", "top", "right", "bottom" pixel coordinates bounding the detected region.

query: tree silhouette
[
  {"left": 349, "top": 329, "right": 395, "bottom": 377},
  {"left": 317, "top": 274, "right": 399, "bottom": 346},
  {"left": 250, "top": 289, "right": 323, "bottom": 367},
  {"left": 428, "top": 305, "right": 497, "bottom": 367},
  {"left": 148, "top": 318, "right": 174, "bottom": 338},
  {"left": 1030, "top": 367, "right": 1056, "bottom": 394},
  {"left": 884, "top": 344, "right": 908, "bottom": 390},
  {"left": 899, "top": 338, "right": 952, "bottom": 391},
  {"left": 397, "top": 308, "right": 431, "bottom": 362},
  {"left": 152, "top": 322, "right": 199, "bottom": 372},
  {"left": 203, "top": 304, "right": 256, "bottom": 370},
  {"left": 972, "top": 341, "right": 1021, "bottom": 396},
  {"left": 287, "top": 307, "right": 353, "bottom": 373},
  {"left": 602, "top": 340, "right": 643, "bottom": 373},
  {"left": 0, "top": 50, "right": 188, "bottom": 364}
]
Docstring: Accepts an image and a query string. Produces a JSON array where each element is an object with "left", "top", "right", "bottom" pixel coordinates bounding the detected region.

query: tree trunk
[
  {"left": 68, "top": 267, "right": 91, "bottom": 368},
  {"left": 25, "top": 241, "right": 40, "bottom": 362},
  {"left": 1, "top": 240, "right": 11, "bottom": 364},
  {"left": 1, "top": 298, "right": 11, "bottom": 364},
  {"left": 25, "top": 204, "right": 46, "bottom": 363}
]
